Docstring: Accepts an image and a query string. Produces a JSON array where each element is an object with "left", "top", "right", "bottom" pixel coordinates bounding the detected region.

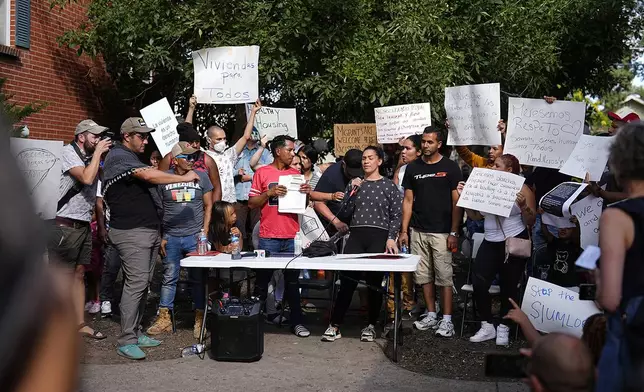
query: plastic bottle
[
  {"left": 197, "top": 229, "right": 208, "bottom": 255},
  {"left": 181, "top": 343, "right": 205, "bottom": 358},
  {"left": 401, "top": 244, "right": 408, "bottom": 254},
  {"left": 294, "top": 232, "right": 303, "bottom": 255},
  {"left": 231, "top": 233, "right": 241, "bottom": 260}
]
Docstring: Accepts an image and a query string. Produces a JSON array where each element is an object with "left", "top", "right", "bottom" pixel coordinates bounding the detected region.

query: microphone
[{"left": 349, "top": 179, "right": 363, "bottom": 197}]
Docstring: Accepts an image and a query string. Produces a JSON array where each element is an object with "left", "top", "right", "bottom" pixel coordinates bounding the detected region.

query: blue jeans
[
  {"left": 159, "top": 234, "right": 207, "bottom": 310},
  {"left": 255, "top": 238, "right": 303, "bottom": 326}
]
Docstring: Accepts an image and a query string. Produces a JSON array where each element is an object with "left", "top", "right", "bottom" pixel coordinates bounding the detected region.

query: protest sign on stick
[
  {"left": 445, "top": 83, "right": 501, "bottom": 146},
  {"left": 521, "top": 277, "right": 601, "bottom": 338},
  {"left": 571, "top": 194, "right": 603, "bottom": 249},
  {"left": 456, "top": 168, "right": 525, "bottom": 218},
  {"left": 193, "top": 46, "right": 260, "bottom": 104},
  {"left": 374, "top": 103, "right": 431, "bottom": 144},
  {"left": 245, "top": 105, "right": 297, "bottom": 141},
  {"left": 140, "top": 98, "right": 179, "bottom": 157},
  {"left": 11, "top": 138, "right": 63, "bottom": 219},
  {"left": 503, "top": 98, "right": 585, "bottom": 169},
  {"left": 333, "top": 124, "right": 378, "bottom": 156},
  {"left": 559, "top": 135, "right": 613, "bottom": 181}
]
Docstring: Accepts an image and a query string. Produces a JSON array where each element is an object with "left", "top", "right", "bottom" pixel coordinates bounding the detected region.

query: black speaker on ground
[{"left": 210, "top": 298, "right": 264, "bottom": 362}]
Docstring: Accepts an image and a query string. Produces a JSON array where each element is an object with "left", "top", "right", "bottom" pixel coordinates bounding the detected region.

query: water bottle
[
  {"left": 197, "top": 229, "right": 208, "bottom": 255},
  {"left": 401, "top": 244, "right": 408, "bottom": 254},
  {"left": 181, "top": 343, "right": 204, "bottom": 358},
  {"left": 231, "top": 232, "right": 241, "bottom": 260},
  {"left": 294, "top": 233, "right": 303, "bottom": 254}
]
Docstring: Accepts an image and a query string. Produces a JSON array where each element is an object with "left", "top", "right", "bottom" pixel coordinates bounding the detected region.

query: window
[{"left": 0, "top": 0, "right": 9, "bottom": 46}]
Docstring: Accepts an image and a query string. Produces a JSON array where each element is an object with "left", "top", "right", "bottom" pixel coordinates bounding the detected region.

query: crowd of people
[{"left": 42, "top": 94, "right": 644, "bottom": 391}]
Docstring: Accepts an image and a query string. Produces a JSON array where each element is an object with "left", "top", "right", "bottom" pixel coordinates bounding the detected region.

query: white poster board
[
  {"left": 299, "top": 207, "right": 329, "bottom": 248},
  {"left": 456, "top": 168, "right": 525, "bottom": 218},
  {"left": 504, "top": 98, "right": 585, "bottom": 169},
  {"left": 571, "top": 195, "right": 603, "bottom": 249},
  {"left": 10, "top": 138, "right": 63, "bottom": 219},
  {"left": 245, "top": 105, "right": 297, "bottom": 140},
  {"left": 140, "top": 98, "right": 180, "bottom": 157},
  {"left": 559, "top": 135, "right": 613, "bottom": 181},
  {"left": 445, "top": 83, "right": 501, "bottom": 146},
  {"left": 521, "top": 277, "right": 601, "bottom": 338},
  {"left": 374, "top": 103, "right": 431, "bottom": 143},
  {"left": 192, "top": 46, "right": 260, "bottom": 104}
]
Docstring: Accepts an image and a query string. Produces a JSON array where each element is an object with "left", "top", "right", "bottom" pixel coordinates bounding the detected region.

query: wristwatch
[{"left": 449, "top": 231, "right": 459, "bottom": 237}]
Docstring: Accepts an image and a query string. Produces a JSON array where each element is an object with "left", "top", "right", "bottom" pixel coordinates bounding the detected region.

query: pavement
[{"left": 80, "top": 331, "right": 528, "bottom": 392}]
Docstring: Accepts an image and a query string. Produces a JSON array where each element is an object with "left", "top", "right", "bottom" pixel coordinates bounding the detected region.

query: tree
[
  {"left": 52, "top": 0, "right": 644, "bottom": 143},
  {"left": 0, "top": 78, "right": 47, "bottom": 136}
]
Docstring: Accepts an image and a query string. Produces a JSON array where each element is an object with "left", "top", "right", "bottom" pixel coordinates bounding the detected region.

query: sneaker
[
  {"left": 401, "top": 309, "right": 414, "bottom": 321},
  {"left": 435, "top": 318, "right": 455, "bottom": 338},
  {"left": 469, "top": 321, "right": 497, "bottom": 343},
  {"left": 265, "top": 313, "right": 289, "bottom": 325},
  {"left": 360, "top": 324, "right": 376, "bottom": 342},
  {"left": 137, "top": 335, "right": 162, "bottom": 348},
  {"left": 321, "top": 325, "right": 341, "bottom": 342},
  {"left": 117, "top": 344, "right": 146, "bottom": 360},
  {"left": 101, "top": 301, "right": 112, "bottom": 316},
  {"left": 496, "top": 324, "right": 510, "bottom": 346},
  {"left": 413, "top": 313, "right": 438, "bottom": 331},
  {"left": 86, "top": 301, "right": 100, "bottom": 314}
]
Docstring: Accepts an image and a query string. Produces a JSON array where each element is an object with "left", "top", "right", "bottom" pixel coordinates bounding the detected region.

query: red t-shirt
[{"left": 249, "top": 165, "right": 301, "bottom": 239}]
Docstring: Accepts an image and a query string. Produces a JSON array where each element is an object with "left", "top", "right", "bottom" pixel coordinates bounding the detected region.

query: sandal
[
  {"left": 79, "top": 322, "right": 107, "bottom": 340},
  {"left": 292, "top": 324, "right": 311, "bottom": 338}
]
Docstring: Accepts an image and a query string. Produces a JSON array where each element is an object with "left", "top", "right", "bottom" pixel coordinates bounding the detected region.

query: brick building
[{"left": 0, "top": 0, "right": 108, "bottom": 141}]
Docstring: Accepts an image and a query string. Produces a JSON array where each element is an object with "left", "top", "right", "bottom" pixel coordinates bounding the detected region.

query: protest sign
[
  {"left": 374, "top": 103, "right": 431, "bottom": 144},
  {"left": 11, "top": 138, "right": 63, "bottom": 219},
  {"left": 456, "top": 168, "right": 525, "bottom": 218},
  {"left": 540, "top": 182, "right": 587, "bottom": 218},
  {"left": 504, "top": 98, "right": 585, "bottom": 169},
  {"left": 299, "top": 207, "right": 329, "bottom": 248},
  {"left": 245, "top": 105, "right": 297, "bottom": 141},
  {"left": 521, "top": 277, "right": 601, "bottom": 337},
  {"left": 571, "top": 194, "right": 603, "bottom": 249},
  {"left": 140, "top": 98, "right": 179, "bottom": 157},
  {"left": 445, "top": 83, "right": 501, "bottom": 146},
  {"left": 192, "top": 46, "right": 259, "bottom": 104},
  {"left": 333, "top": 124, "right": 378, "bottom": 156},
  {"left": 559, "top": 135, "right": 613, "bottom": 181}
]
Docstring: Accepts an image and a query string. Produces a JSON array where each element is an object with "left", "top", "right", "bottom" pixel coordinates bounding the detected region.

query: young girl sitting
[{"left": 209, "top": 201, "right": 244, "bottom": 253}]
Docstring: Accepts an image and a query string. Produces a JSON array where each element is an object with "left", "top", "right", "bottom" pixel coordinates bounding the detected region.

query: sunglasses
[
  {"left": 134, "top": 133, "right": 150, "bottom": 141},
  {"left": 176, "top": 153, "right": 199, "bottom": 162}
]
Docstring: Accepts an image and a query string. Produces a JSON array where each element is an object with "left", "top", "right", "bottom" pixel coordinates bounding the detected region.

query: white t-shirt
[
  {"left": 481, "top": 203, "right": 525, "bottom": 242},
  {"left": 205, "top": 147, "right": 239, "bottom": 203},
  {"left": 57, "top": 143, "right": 98, "bottom": 222}
]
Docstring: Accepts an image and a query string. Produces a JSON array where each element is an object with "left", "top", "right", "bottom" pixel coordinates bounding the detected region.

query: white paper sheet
[
  {"left": 140, "top": 98, "right": 180, "bottom": 157},
  {"left": 445, "top": 83, "right": 501, "bottom": 146},
  {"left": 374, "top": 103, "right": 431, "bottom": 143},
  {"left": 278, "top": 175, "right": 306, "bottom": 214},
  {"left": 559, "top": 135, "right": 613, "bottom": 181}
]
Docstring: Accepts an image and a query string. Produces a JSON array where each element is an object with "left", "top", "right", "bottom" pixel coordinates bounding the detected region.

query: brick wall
[{"left": 0, "top": 0, "right": 108, "bottom": 141}]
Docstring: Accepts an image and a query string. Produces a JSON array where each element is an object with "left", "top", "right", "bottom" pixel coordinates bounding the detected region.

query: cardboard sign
[
  {"left": 192, "top": 46, "right": 260, "bottom": 104},
  {"left": 445, "top": 83, "right": 501, "bottom": 146},
  {"left": 246, "top": 105, "right": 297, "bottom": 141},
  {"left": 571, "top": 194, "right": 603, "bottom": 249},
  {"left": 140, "top": 98, "right": 180, "bottom": 157},
  {"left": 456, "top": 168, "right": 525, "bottom": 218},
  {"left": 521, "top": 277, "right": 601, "bottom": 338},
  {"left": 299, "top": 207, "right": 329, "bottom": 248},
  {"left": 333, "top": 124, "right": 378, "bottom": 156},
  {"left": 559, "top": 135, "right": 613, "bottom": 181},
  {"left": 374, "top": 103, "right": 431, "bottom": 144},
  {"left": 11, "top": 138, "right": 63, "bottom": 219},
  {"left": 504, "top": 98, "right": 585, "bottom": 169}
]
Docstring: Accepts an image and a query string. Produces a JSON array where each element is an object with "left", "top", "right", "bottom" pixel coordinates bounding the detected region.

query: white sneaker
[
  {"left": 496, "top": 324, "right": 510, "bottom": 346},
  {"left": 470, "top": 322, "right": 497, "bottom": 343},
  {"left": 88, "top": 301, "right": 100, "bottom": 314},
  {"left": 414, "top": 313, "right": 438, "bottom": 330},
  {"left": 101, "top": 301, "right": 112, "bottom": 315},
  {"left": 321, "top": 325, "right": 341, "bottom": 342},
  {"left": 360, "top": 324, "right": 376, "bottom": 342},
  {"left": 435, "top": 318, "right": 455, "bottom": 338}
]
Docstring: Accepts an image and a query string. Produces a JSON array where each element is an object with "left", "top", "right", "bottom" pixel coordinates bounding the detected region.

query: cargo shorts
[{"left": 411, "top": 231, "right": 453, "bottom": 287}]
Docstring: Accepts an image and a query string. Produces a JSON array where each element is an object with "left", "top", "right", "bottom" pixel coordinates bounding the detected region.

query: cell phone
[
  {"left": 485, "top": 353, "right": 527, "bottom": 378},
  {"left": 579, "top": 284, "right": 597, "bottom": 301}
]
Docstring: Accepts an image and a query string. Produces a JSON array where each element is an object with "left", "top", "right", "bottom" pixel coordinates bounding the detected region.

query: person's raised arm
[
  {"left": 250, "top": 144, "right": 268, "bottom": 171},
  {"left": 202, "top": 190, "right": 213, "bottom": 237},
  {"left": 503, "top": 298, "right": 541, "bottom": 346},
  {"left": 203, "top": 153, "right": 222, "bottom": 201},
  {"left": 186, "top": 94, "right": 197, "bottom": 124},
  {"left": 158, "top": 153, "right": 172, "bottom": 172},
  {"left": 597, "top": 208, "right": 632, "bottom": 312},
  {"left": 234, "top": 99, "right": 262, "bottom": 155},
  {"left": 132, "top": 167, "right": 199, "bottom": 185},
  {"left": 67, "top": 139, "right": 111, "bottom": 186},
  {"left": 517, "top": 184, "right": 536, "bottom": 227},
  {"left": 399, "top": 189, "right": 414, "bottom": 247}
]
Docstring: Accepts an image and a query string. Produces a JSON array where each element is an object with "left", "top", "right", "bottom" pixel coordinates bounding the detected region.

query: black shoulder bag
[{"left": 57, "top": 142, "right": 90, "bottom": 211}]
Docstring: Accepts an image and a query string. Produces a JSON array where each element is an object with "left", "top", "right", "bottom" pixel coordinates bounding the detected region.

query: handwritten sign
[
  {"left": 559, "top": 135, "right": 613, "bottom": 181},
  {"left": 445, "top": 83, "right": 501, "bottom": 146},
  {"left": 192, "top": 46, "right": 260, "bottom": 104},
  {"left": 10, "top": 138, "right": 63, "bottom": 219},
  {"left": 140, "top": 98, "right": 180, "bottom": 157},
  {"left": 333, "top": 124, "right": 378, "bottom": 156},
  {"left": 571, "top": 195, "right": 603, "bottom": 249},
  {"left": 299, "top": 207, "right": 329, "bottom": 248},
  {"left": 521, "top": 277, "right": 601, "bottom": 337},
  {"left": 456, "top": 168, "right": 525, "bottom": 217},
  {"left": 504, "top": 98, "right": 585, "bottom": 169},
  {"left": 245, "top": 105, "right": 297, "bottom": 141},
  {"left": 374, "top": 103, "right": 431, "bottom": 144}
]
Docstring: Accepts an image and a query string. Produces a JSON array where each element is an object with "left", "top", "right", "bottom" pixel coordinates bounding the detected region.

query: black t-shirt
[
  {"left": 402, "top": 156, "right": 462, "bottom": 233},
  {"left": 314, "top": 162, "right": 351, "bottom": 224},
  {"left": 106, "top": 175, "right": 160, "bottom": 230},
  {"left": 610, "top": 197, "right": 644, "bottom": 303},
  {"left": 525, "top": 168, "right": 573, "bottom": 204},
  {"left": 541, "top": 239, "right": 581, "bottom": 288}
]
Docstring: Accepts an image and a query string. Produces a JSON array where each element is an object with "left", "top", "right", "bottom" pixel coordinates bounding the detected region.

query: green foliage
[
  {"left": 52, "top": 0, "right": 644, "bottom": 141},
  {"left": 0, "top": 78, "right": 47, "bottom": 134}
]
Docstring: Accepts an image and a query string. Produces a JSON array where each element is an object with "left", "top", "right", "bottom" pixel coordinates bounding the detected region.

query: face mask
[{"left": 213, "top": 140, "right": 227, "bottom": 153}]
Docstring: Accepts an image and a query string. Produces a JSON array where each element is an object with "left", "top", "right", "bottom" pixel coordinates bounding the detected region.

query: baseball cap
[
  {"left": 343, "top": 149, "right": 364, "bottom": 178},
  {"left": 171, "top": 141, "right": 199, "bottom": 157},
  {"left": 607, "top": 108, "right": 640, "bottom": 123},
  {"left": 75, "top": 119, "right": 108, "bottom": 136},
  {"left": 120, "top": 117, "right": 155, "bottom": 134}
]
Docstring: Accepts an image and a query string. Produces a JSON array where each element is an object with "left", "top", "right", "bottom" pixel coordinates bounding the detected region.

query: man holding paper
[{"left": 248, "top": 135, "right": 312, "bottom": 337}]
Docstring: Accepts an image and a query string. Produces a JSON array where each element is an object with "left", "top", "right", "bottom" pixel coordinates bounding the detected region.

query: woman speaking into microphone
[{"left": 321, "top": 146, "right": 403, "bottom": 343}]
